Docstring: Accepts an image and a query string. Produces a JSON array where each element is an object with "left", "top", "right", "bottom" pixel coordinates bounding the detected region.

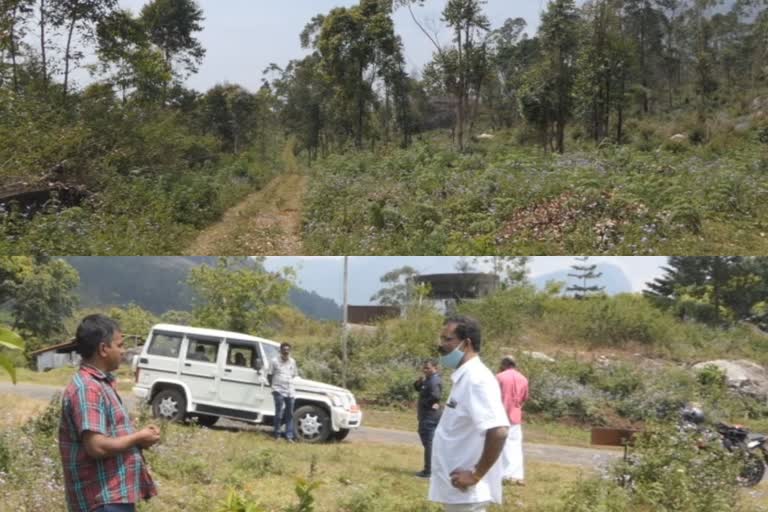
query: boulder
[
  {"left": 669, "top": 133, "right": 688, "bottom": 143},
  {"left": 734, "top": 121, "right": 753, "bottom": 133},
  {"left": 691, "top": 359, "right": 768, "bottom": 400},
  {"left": 477, "top": 133, "right": 495, "bottom": 140},
  {"left": 750, "top": 96, "right": 768, "bottom": 113},
  {"left": 522, "top": 350, "right": 556, "bottom": 363}
]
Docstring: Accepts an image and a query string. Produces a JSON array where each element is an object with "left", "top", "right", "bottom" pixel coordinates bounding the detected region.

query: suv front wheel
[
  {"left": 294, "top": 405, "right": 331, "bottom": 443},
  {"left": 151, "top": 388, "right": 186, "bottom": 423}
]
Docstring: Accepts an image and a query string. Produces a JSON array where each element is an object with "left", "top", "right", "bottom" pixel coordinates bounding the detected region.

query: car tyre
[
  {"left": 294, "top": 405, "right": 331, "bottom": 443},
  {"left": 151, "top": 388, "right": 186, "bottom": 423}
]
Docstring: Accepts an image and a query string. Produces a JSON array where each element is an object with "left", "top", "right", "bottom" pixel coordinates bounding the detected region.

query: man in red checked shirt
[{"left": 59, "top": 314, "right": 161, "bottom": 512}]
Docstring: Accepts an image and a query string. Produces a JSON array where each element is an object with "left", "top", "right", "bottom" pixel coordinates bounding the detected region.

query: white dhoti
[{"left": 501, "top": 423, "right": 524, "bottom": 480}]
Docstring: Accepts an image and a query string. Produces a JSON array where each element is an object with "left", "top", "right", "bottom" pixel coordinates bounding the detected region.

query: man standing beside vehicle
[
  {"left": 414, "top": 358, "right": 442, "bottom": 478},
  {"left": 429, "top": 316, "right": 510, "bottom": 512},
  {"left": 269, "top": 342, "right": 298, "bottom": 441},
  {"left": 59, "top": 314, "right": 161, "bottom": 512},
  {"left": 497, "top": 355, "right": 529, "bottom": 486}
]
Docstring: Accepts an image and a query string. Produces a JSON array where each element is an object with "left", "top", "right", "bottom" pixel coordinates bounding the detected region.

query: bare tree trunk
[
  {"left": 63, "top": 16, "right": 77, "bottom": 101},
  {"left": 40, "top": 0, "right": 48, "bottom": 91},
  {"left": 9, "top": 5, "right": 19, "bottom": 93}
]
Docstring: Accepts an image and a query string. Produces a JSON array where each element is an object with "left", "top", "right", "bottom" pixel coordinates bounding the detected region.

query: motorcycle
[
  {"left": 715, "top": 422, "right": 768, "bottom": 487},
  {"left": 617, "top": 408, "right": 768, "bottom": 489}
]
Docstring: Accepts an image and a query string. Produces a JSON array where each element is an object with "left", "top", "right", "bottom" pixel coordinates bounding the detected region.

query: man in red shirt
[
  {"left": 59, "top": 314, "right": 161, "bottom": 512},
  {"left": 496, "top": 355, "right": 529, "bottom": 486}
]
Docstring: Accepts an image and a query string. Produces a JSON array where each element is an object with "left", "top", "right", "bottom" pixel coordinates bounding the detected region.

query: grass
[
  {"left": 302, "top": 133, "right": 768, "bottom": 255},
  {"left": 2, "top": 395, "right": 766, "bottom": 511},
  {"left": 0, "top": 366, "right": 135, "bottom": 393}
]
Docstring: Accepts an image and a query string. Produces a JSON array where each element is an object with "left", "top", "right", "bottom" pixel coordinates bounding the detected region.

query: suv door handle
[
  {"left": 224, "top": 369, "right": 232, "bottom": 373},
  {"left": 184, "top": 363, "right": 191, "bottom": 367}
]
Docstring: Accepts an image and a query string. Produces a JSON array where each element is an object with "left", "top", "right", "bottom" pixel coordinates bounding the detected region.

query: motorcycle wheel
[{"left": 737, "top": 452, "right": 766, "bottom": 487}]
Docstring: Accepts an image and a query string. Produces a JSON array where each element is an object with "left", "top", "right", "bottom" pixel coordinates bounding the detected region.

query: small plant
[
  {"left": 23, "top": 393, "right": 62, "bottom": 442},
  {"left": 216, "top": 489, "right": 266, "bottom": 512},
  {"left": 284, "top": 478, "right": 321, "bottom": 512}
]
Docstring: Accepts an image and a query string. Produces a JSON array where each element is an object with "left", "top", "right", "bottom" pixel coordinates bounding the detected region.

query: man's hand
[
  {"left": 431, "top": 403, "right": 440, "bottom": 410},
  {"left": 450, "top": 469, "right": 480, "bottom": 491},
  {"left": 137, "top": 425, "right": 161, "bottom": 449}
]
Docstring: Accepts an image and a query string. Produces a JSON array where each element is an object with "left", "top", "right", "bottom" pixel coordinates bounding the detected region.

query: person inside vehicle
[
  {"left": 233, "top": 352, "right": 247, "bottom": 367},
  {"left": 188, "top": 344, "right": 210, "bottom": 362}
]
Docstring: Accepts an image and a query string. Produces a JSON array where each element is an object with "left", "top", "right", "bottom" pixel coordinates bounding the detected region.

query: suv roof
[{"left": 150, "top": 323, "right": 280, "bottom": 348}]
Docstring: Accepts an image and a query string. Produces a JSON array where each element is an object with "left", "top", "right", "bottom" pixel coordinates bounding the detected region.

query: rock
[
  {"left": 752, "top": 110, "right": 766, "bottom": 121},
  {"left": 691, "top": 360, "right": 768, "bottom": 400},
  {"left": 522, "top": 350, "right": 556, "bottom": 363},
  {"left": 669, "top": 133, "right": 688, "bottom": 143},
  {"left": 734, "top": 121, "right": 752, "bottom": 132},
  {"left": 477, "top": 133, "right": 495, "bottom": 140},
  {"left": 750, "top": 96, "right": 768, "bottom": 113}
]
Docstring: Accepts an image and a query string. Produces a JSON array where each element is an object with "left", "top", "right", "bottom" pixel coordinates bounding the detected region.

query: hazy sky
[
  {"left": 112, "top": 0, "right": 549, "bottom": 92},
  {"left": 263, "top": 256, "right": 668, "bottom": 306}
]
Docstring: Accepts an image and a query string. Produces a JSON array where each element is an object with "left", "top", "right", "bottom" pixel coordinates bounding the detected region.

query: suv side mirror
[{"left": 254, "top": 359, "right": 263, "bottom": 371}]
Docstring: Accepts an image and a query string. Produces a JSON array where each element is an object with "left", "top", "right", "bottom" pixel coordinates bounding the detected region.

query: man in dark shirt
[{"left": 414, "top": 358, "right": 442, "bottom": 478}]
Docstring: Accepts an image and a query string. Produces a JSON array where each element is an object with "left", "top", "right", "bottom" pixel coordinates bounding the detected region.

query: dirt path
[
  {"left": 185, "top": 144, "right": 306, "bottom": 255},
  {"left": 0, "top": 381, "right": 621, "bottom": 469}
]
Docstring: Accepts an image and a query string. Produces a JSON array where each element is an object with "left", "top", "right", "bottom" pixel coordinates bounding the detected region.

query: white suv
[{"left": 131, "top": 323, "right": 362, "bottom": 442}]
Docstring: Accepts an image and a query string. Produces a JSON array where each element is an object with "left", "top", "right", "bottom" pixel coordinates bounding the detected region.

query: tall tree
[
  {"left": 187, "top": 257, "right": 292, "bottom": 334},
  {"left": 567, "top": 256, "right": 605, "bottom": 299},
  {"left": 50, "top": 0, "right": 118, "bottom": 101},
  {"left": 140, "top": 0, "right": 205, "bottom": 81},
  {"left": 0, "top": 257, "right": 79, "bottom": 346},
  {"left": 521, "top": 0, "right": 579, "bottom": 153},
  {"left": 644, "top": 256, "right": 749, "bottom": 324},
  {"left": 370, "top": 266, "right": 420, "bottom": 305},
  {"left": 0, "top": 0, "right": 34, "bottom": 92}
]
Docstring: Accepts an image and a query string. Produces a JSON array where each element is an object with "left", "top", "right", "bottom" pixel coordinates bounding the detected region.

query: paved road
[{"left": 0, "top": 381, "right": 621, "bottom": 469}]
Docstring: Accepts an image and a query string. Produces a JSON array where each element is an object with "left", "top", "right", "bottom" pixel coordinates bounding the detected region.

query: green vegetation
[
  {"left": 302, "top": 134, "right": 768, "bottom": 254},
  {"left": 0, "top": 0, "right": 282, "bottom": 255}
]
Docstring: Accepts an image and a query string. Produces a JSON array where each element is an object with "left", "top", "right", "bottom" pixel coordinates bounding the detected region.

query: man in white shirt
[
  {"left": 428, "top": 315, "right": 510, "bottom": 512},
  {"left": 268, "top": 342, "right": 299, "bottom": 442}
]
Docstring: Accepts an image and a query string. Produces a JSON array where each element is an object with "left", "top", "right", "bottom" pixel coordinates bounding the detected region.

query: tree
[
  {"left": 201, "top": 84, "right": 261, "bottom": 154},
  {"left": 140, "top": 0, "right": 205, "bottom": 81},
  {"left": 396, "top": 0, "right": 489, "bottom": 150},
  {"left": 49, "top": 0, "right": 119, "bottom": 101},
  {"left": 370, "top": 266, "right": 421, "bottom": 306},
  {"left": 537, "top": 0, "right": 580, "bottom": 153},
  {"left": 0, "top": 257, "right": 79, "bottom": 349},
  {"left": 310, "top": 0, "right": 406, "bottom": 149},
  {"left": 94, "top": 8, "right": 149, "bottom": 102},
  {"left": 0, "top": 325, "right": 24, "bottom": 384},
  {"left": 473, "top": 256, "right": 530, "bottom": 289},
  {"left": 574, "top": 0, "right": 633, "bottom": 143},
  {"left": 0, "top": 0, "right": 34, "bottom": 92},
  {"left": 644, "top": 256, "right": 750, "bottom": 324},
  {"left": 187, "top": 257, "right": 293, "bottom": 334},
  {"left": 567, "top": 256, "right": 605, "bottom": 299}
]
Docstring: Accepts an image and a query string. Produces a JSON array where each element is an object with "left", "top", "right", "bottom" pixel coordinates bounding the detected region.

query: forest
[{"left": 1, "top": 0, "right": 767, "bottom": 254}]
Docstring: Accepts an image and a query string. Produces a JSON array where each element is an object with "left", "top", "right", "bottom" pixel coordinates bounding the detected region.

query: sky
[
  {"left": 111, "top": 0, "right": 549, "bottom": 92},
  {"left": 263, "top": 256, "right": 668, "bottom": 306}
]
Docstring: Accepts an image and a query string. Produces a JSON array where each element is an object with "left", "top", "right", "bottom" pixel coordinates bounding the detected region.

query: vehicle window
[
  {"left": 147, "top": 333, "right": 183, "bottom": 358},
  {"left": 186, "top": 337, "right": 219, "bottom": 363},
  {"left": 261, "top": 343, "right": 279, "bottom": 365},
  {"left": 227, "top": 343, "right": 257, "bottom": 368}
]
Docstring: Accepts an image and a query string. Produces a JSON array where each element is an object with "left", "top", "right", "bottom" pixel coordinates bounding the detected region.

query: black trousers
[{"left": 418, "top": 416, "right": 440, "bottom": 473}]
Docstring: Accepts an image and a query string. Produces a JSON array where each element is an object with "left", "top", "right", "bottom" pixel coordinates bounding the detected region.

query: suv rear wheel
[
  {"left": 294, "top": 405, "right": 331, "bottom": 443},
  {"left": 332, "top": 428, "right": 350, "bottom": 442},
  {"left": 151, "top": 388, "right": 186, "bottom": 423},
  {"left": 190, "top": 414, "right": 218, "bottom": 428}
]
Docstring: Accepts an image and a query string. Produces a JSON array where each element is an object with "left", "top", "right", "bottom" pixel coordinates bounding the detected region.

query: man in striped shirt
[{"left": 59, "top": 314, "right": 161, "bottom": 512}]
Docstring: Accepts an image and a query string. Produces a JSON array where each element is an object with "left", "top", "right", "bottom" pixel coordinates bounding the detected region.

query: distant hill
[
  {"left": 531, "top": 262, "right": 633, "bottom": 295},
  {"left": 64, "top": 257, "right": 341, "bottom": 321}
]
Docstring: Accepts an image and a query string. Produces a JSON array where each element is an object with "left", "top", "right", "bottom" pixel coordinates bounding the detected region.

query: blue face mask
[{"left": 439, "top": 341, "right": 465, "bottom": 369}]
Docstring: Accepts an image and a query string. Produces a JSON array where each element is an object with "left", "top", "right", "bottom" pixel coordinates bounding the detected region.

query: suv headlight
[{"left": 329, "top": 394, "right": 343, "bottom": 407}]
